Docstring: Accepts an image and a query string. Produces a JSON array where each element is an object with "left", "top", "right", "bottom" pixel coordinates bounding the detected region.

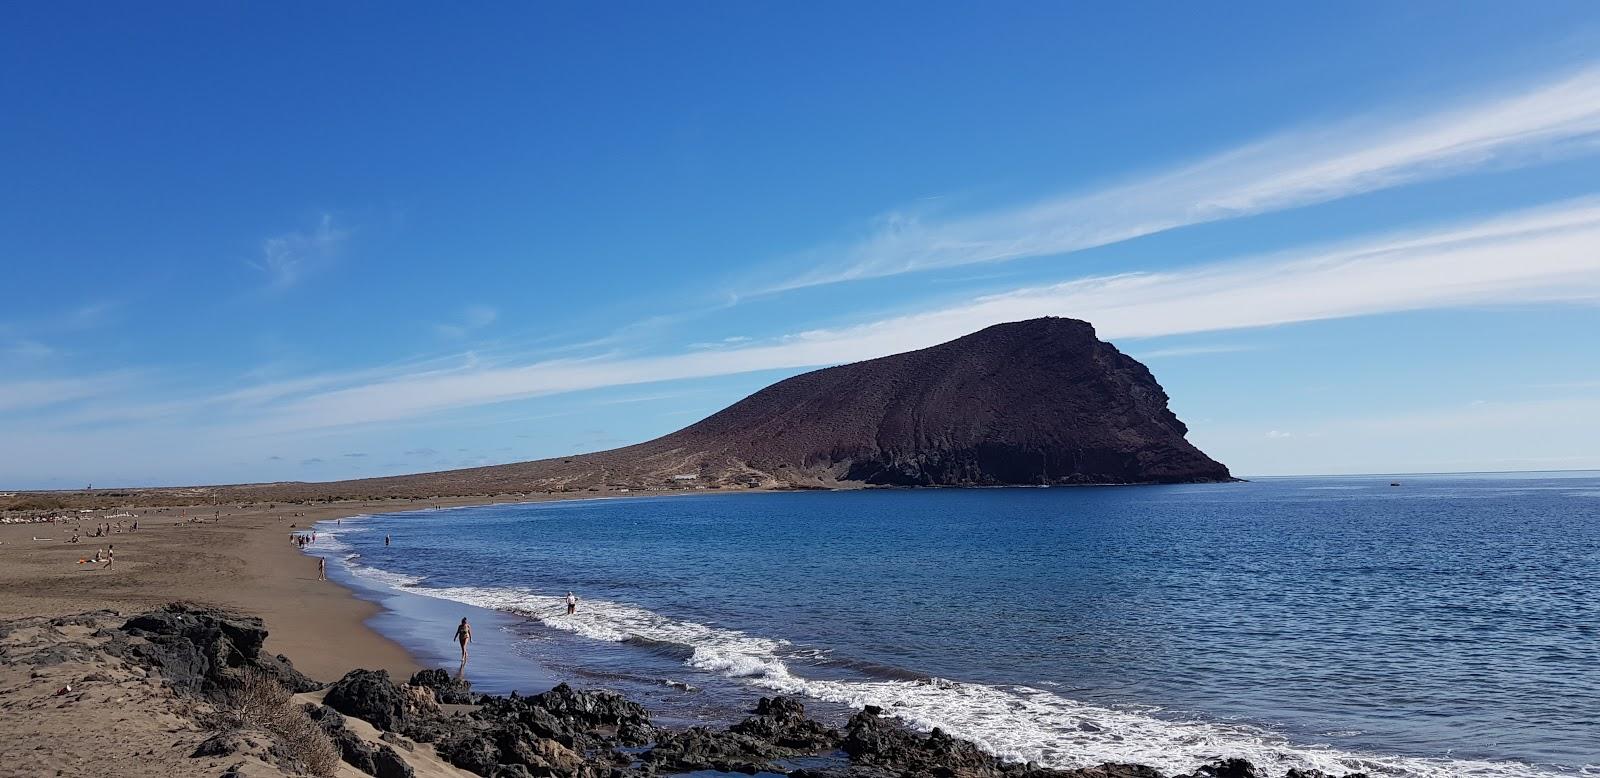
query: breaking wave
[{"left": 315, "top": 559, "right": 1572, "bottom": 778}]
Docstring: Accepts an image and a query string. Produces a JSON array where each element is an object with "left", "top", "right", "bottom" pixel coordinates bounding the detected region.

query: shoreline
[
  {"left": 3, "top": 486, "right": 1584, "bottom": 778},
  {"left": 0, "top": 494, "right": 546, "bottom": 682},
  {"left": 0, "top": 487, "right": 774, "bottom": 682},
  {"left": 284, "top": 488, "right": 1586, "bottom": 778}
]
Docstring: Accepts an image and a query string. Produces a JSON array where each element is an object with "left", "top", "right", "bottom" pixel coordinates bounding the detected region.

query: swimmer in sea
[{"left": 565, "top": 591, "right": 578, "bottom": 616}]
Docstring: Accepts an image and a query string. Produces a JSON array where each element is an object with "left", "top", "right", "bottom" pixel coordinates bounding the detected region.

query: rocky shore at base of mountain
[{"left": 0, "top": 603, "right": 1369, "bottom": 778}]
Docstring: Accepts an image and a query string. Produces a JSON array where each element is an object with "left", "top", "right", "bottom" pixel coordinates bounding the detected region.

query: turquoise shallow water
[{"left": 313, "top": 473, "right": 1600, "bottom": 777}]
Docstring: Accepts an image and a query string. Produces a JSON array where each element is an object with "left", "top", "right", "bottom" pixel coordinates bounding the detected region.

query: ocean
[{"left": 309, "top": 473, "right": 1600, "bottom": 777}]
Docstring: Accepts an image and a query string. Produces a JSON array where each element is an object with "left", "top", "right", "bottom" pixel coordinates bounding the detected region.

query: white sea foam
[
  {"left": 308, "top": 517, "right": 424, "bottom": 587},
  {"left": 326, "top": 574, "right": 1574, "bottom": 778}
]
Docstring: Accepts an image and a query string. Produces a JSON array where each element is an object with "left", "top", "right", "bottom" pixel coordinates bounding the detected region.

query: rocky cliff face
[{"left": 639, "top": 317, "right": 1230, "bottom": 486}]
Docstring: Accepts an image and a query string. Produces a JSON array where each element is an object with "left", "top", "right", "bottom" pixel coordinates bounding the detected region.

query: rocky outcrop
[
  {"left": 642, "top": 696, "right": 839, "bottom": 774},
  {"left": 324, "top": 669, "right": 412, "bottom": 733},
  {"left": 410, "top": 667, "right": 476, "bottom": 705},
  {"left": 114, "top": 603, "right": 318, "bottom": 698},
  {"left": 432, "top": 683, "right": 657, "bottom": 775}
]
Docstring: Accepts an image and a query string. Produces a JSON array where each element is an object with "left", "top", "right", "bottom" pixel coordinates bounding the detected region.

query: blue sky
[{"left": 3, "top": 3, "right": 1600, "bottom": 488}]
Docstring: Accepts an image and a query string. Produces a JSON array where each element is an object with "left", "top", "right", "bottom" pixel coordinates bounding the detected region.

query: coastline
[
  {"left": 0, "top": 495, "right": 536, "bottom": 682},
  {"left": 0, "top": 487, "right": 772, "bottom": 681},
  {"left": 3, "top": 483, "right": 1588, "bottom": 778}
]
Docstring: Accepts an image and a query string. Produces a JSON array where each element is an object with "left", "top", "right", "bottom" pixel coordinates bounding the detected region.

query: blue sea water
[{"left": 311, "top": 473, "right": 1600, "bottom": 777}]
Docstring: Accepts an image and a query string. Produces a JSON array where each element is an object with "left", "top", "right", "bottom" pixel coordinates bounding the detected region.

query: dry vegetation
[{"left": 210, "top": 670, "right": 340, "bottom": 777}]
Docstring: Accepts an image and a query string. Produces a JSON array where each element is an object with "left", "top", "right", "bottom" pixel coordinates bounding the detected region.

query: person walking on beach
[
  {"left": 318, "top": 557, "right": 326, "bottom": 580},
  {"left": 102, "top": 545, "right": 114, "bottom": 570},
  {"left": 565, "top": 592, "right": 578, "bottom": 616},
  {"left": 455, "top": 618, "right": 472, "bottom": 660}
]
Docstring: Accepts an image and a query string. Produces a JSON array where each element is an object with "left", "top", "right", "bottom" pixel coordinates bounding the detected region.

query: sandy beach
[{"left": 0, "top": 496, "right": 523, "bottom": 682}]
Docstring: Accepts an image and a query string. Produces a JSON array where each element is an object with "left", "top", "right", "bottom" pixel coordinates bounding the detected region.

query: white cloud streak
[
  {"left": 435, "top": 305, "right": 500, "bottom": 338},
  {"left": 1132, "top": 344, "right": 1259, "bottom": 359},
  {"left": 0, "top": 376, "right": 120, "bottom": 414},
  {"left": 224, "top": 196, "right": 1600, "bottom": 434},
  {"left": 249, "top": 214, "right": 347, "bottom": 290},
  {"left": 764, "top": 65, "right": 1600, "bottom": 293}
]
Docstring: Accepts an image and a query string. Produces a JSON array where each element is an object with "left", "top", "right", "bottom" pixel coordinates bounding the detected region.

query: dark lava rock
[
  {"left": 844, "top": 709, "right": 998, "bottom": 775},
  {"left": 435, "top": 683, "right": 658, "bottom": 776},
  {"left": 474, "top": 683, "right": 657, "bottom": 750},
  {"left": 307, "top": 703, "right": 380, "bottom": 774},
  {"left": 325, "top": 669, "right": 409, "bottom": 732},
  {"left": 643, "top": 726, "right": 781, "bottom": 773},
  {"left": 842, "top": 706, "right": 1161, "bottom": 778},
  {"left": 410, "top": 667, "right": 475, "bottom": 705},
  {"left": 192, "top": 730, "right": 262, "bottom": 758},
  {"left": 1183, "top": 759, "right": 1260, "bottom": 778},
  {"left": 644, "top": 697, "right": 842, "bottom": 774},
  {"left": 372, "top": 744, "right": 415, "bottom": 778},
  {"left": 527, "top": 682, "right": 653, "bottom": 733},
  {"left": 116, "top": 603, "right": 317, "bottom": 697},
  {"left": 435, "top": 730, "right": 500, "bottom": 775},
  {"left": 728, "top": 696, "right": 840, "bottom": 752},
  {"left": 1057, "top": 765, "right": 1166, "bottom": 778}
]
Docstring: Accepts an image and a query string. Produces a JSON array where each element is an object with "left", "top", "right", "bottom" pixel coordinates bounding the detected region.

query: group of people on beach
[
  {"left": 60, "top": 521, "right": 136, "bottom": 544},
  {"left": 453, "top": 592, "right": 579, "bottom": 661},
  {"left": 77, "top": 544, "right": 114, "bottom": 569}
]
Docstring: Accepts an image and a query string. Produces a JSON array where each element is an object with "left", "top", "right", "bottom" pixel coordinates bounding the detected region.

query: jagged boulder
[
  {"left": 1181, "top": 759, "right": 1260, "bottom": 778},
  {"left": 728, "top": 695, "right": 840, "bottom": 752},
  {"left": 116, "top": 603, "right": 317, "bottom": 697},
  {"left": 409, "top": 667, "right": 475, "bottom": 704},
  {"left": 844, "top": 708, "right": 997, "bottom": 775},
  {"left": 435, "top": 730, "right": 500, "bottom": 775},
  {"left": 642, "top": 726, "right": 782, "bottom": 773},
  {"left": 307, "top": 703, "right": 381, "bottom": 774},
  {"left": 325, "top": 669, "right": 410, "bottom": 732},
  {"left": 372, "top": 744, "right": 415, "bottom": 778}
]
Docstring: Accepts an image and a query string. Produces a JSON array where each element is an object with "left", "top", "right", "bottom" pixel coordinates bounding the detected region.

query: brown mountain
[
  {"left": 7, "top": 318, "right": 1231, "bottom": 508},
  {"left": 291, "top": 317, "right": 1227, "bottom": 497}
]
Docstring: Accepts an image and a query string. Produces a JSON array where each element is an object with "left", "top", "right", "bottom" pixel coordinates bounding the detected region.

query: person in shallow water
[
  {"left": 565, "top": 591, "right": 578, "bottom": 615},
  {"left": 455, "top": 617, "right": 472, "bottom": 660}
]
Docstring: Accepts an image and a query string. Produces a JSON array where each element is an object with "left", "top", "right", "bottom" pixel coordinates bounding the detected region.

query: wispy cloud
[
  {"left": 1133, "top": 344, "right": 1259, "bottom": 359},
  {"left": 763, "top": 64, "right": 1600, "bottom": 293},
  {"left": 220, "top": 196, "right": 1600, "bottom": 434},
  {"left": 0, "top": 377, "right": 113, "bottom": 414},
  {"left": 0, "top": 300, "right": 121, "bottom": 361},
  {"left": 249, "top": 214, "right": 347, "bottom": 290},
  {"left": 4, "top": 338, "right": 57, "bottom": 359},
  {"left": 12, "top": 197, "right": 1599, "bottom": 445},
  {"left": 434, "top": 304, "right": 499, "bottom": 338}
]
